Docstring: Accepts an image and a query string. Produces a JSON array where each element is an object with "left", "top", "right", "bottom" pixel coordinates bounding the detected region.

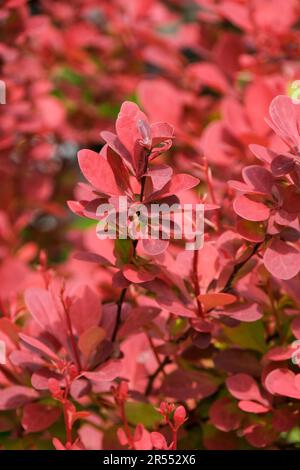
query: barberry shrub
[{"left": 1, "top": 0, "right": 300, "bottom": 451}]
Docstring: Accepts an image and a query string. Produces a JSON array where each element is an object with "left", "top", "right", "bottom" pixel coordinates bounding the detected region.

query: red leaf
[
  {"left": 19, "top": 333, "right": 59, "bottom": 362},
  {"left": 116, "top": 101, "right": 149, "bottom": 156},
  {"left": 221, "top": 303, "right": 263, "bottom": 322},
  {"left": 198, "top": 293, "right": 236, "bottom": 311},
  {"left": 81, "top": 360, "right": 122, "bottom": 382},
  {"left": 238, "top": 400, "right": 269, "bottom": 414},
  {"left": 268, "top": 95, "right": 300, "bottom": 148},
  {"left": 214, "top": 349, "right": 261, "bottom": 376},
  {"left": 73, "top": 252, "right": 112, "bottom": 266},
  {"left": 209, "top": 397, "right": 242, "bottom": 432},
  {"left": 78, "top": 149, "right": 121, "bottom": 195},
  {"left": 270, "top": 154, "right": 295, "bottom": 176},
  {"left": 293, "top": 374, "right": 300, "bottom": 393},
  {"left": 263, "top": 238, "right": 300, "bottom": 280},
  {"left": 100, "top": 131, "right": 133, "bottom": 169},
  {"left": 117, "top": 427, "right": 128, "bottom": 446},
  {"left": 226, "top": 374, "right": 265, "bottom": 403},
  {"left": 272, "top": 408, "right": 299, "bottom": 432},
  {"left": 106, "top": 145, "right": 132, "bottom": 195},
  {"left": 173, "top": 405, "right": 187, "bottom": 428},
  {"left": 264, "top": 346, "right": 294, "bottom": 361},
  {"left": 142, "top": 239, "right": 169, "bottom": 256},
  {"left": 218, "top": 2, "right": 251, "bottom": 30},
  {"left": 161, "top": 369, "right": 218, "bottom": 400},
  {"left": 228, "top": 180, "right": 253, "bottom": 192},
  {"left": 236, "top": 219, "right": 265, "bottom": 242},
  {"left": 123, "top": 264, "right": 157, "bottom": 283},
  {"left": 0, "top": 317, "right": 19, "bottom": 346},
  {"left": 67, "top": 200, "right": 85, "bottom": 216},
  {"left": 24, "top": 287, "right": 66, "bottom": 341},
  {"left": 70, "top": 378, "right": 90, "bottom": 400},
  {"left": 243, "top": 424, "right": 277, "bottom": 448},
  {"left": 146, "top": 165, "right": 173, "bottom": 191},
  {"left": 203, "top": 427, "right": 239, "bottom": 450},
  {"left": 0, "top": 386, "right": 39, "bottom": 410},
  {"left": 223, "top": 97, "right": 250, "bottom": 138},
  {"left": 138, "top": 78, "right": 182, "bottom": 127},
  {"left": 24, "top": 288, "right": 54, "bottom": 330},
  {"left": 150, "top": 122, "right": 174, "bottom": 142},
  {"left": 134, "top": 424, "right": 152, "bottom": 450},
  {"left": 118, "top": 306, "right": 161, "bottom": 338},
  {"left": 282, "top": 187, "right": 300, "bottom": 213},
  {"left": 156, "top": 297, "right": 196, "bottom": 318},
  {"left": 69, "top": 285, "right": 102, "bottom": 335},
  {"left": 249, "top": 144, "right": 277, "bottom": 164},
  {"left": 52, "top": 438, "right": 66, "bottom": 450},
  {"left": 22, "top": 403, "right": 61, "bottom": 433},
  {"left": 233, "top": 195, "right": 270, "bottom": 221},
  {"left": 151, "top": 432, "right": 168, "bottom": 450},
  {"left": 31, "top": 369, "right": 64, "bottom": 391},
  {"left": 242, "top": 165, "right": 273, "bottom": 193},
  {"left": 265, "top": 368, "right": 300, "bottom": 399},
  {"left": 9, "top": 349, "right": 45, "bottom": 369},
  {"left": 188, "top": 62, "right": 229, "bottom": 93},
  {"left": 78, "top": 326, "right": 106, "bottom": 360},
  {"left": 148, "top": 174, "right": 199, "bottom": 201}
]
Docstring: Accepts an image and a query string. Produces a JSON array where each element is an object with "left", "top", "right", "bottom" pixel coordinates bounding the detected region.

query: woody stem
[
  {"left": 223, "top": 242, "right": 261, "bottom": 293},
  {"left": 111, "top": 288, "right": 127, "bottom": 342},
  {"left": 112, "top": 160, "right": 148, "bottom": 342},
  {"left": 193, "top": 247, "right": 204, "bottom": 317}
]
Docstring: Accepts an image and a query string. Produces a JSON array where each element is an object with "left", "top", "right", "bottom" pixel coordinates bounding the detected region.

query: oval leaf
[{"left": 263, "top": 239, "right": 300, "bottom": 280}]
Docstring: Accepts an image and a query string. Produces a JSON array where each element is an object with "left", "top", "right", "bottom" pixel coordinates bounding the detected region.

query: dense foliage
[{"left": 1, "top": 0, "right": 300, "bottom": 450}]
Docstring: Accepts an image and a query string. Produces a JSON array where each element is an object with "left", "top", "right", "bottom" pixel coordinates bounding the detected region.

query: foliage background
[{"left": 1, "top": 0, "right": 300, "bottom": 450}]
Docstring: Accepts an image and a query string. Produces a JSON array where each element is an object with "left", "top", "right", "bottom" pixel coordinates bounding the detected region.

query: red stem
[
  {"left": 172, "top": 428, "right": 178, "bottom": 450},
  {"left": 193, "top": 248, "right": 204, "bottom": 317},
  {"left": 61, "top": 295, "right": 82, "bottom": 372},
  {"left": 112, "top": 162, "right": 148, "bottom": 341},
  {"left": 168, "top": 419, "right": 178, "bottom": 450},
  {"left": 204, "top": 157, "right": 220, "bottom": 231},
  {"left": 147, "top": 332, "right": 166, "bottom": 378},
  {"left": 63, "top": 401, "right": 72, "bottom": 445},
  {"left": 62, "top": 383, "right": 72, "bottom": 445},
  {"left": 120, "top": 402, "right": 135, "bottom": 449}
]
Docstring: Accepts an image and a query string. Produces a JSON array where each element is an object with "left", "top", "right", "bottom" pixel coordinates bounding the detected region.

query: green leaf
[
  {"left": 285, "top": 426, "right": 300, "bottom": 445},
  {"left": 51, "top": 89, "right": 64, "bottom": 99},
  {"left": 97, "top": 102, "right": 120, "bottom": 119},
  {"left": 223, "top": 320, "right": 266, "bottom": 353},
  {"left": 169, "top": 317, "right": 188, "bottom": 337},
  {"left": 70, "top": 218, "right": 96, "bottom": 230},
  {"left": 56, "top": 67, "right": 84, "bottom": 86},
  {"left": 125, "top": 402, "right": 161, "bottom": 429},
  {"left": 78, "top": 326, "right": 106, "bottom": 360},
  {"left": 125, "top": 92, "right": 139, "bottom": 105},
  {"left": 114, "top": 239, "right": 133, "bottom": 266}
]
